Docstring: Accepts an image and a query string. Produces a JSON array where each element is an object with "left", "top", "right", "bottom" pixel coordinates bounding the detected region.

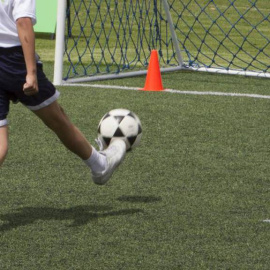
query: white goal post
[{"left": 53, "top": 0, "right": 270, "bottom": 85}]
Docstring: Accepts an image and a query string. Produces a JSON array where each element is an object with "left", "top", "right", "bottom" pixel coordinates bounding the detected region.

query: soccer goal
[{"left": 53, "top": 0, "right": 270, "bottom": 85}]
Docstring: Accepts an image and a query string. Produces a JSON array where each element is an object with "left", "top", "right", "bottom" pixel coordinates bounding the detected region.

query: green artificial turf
[{"left": 1, "top": 65, "right": 270, "bottom": 269}]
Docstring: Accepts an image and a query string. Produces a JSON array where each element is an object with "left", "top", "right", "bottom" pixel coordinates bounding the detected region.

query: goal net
[{"left": 53, "top": 0, "right": 270, "bottom": 85}]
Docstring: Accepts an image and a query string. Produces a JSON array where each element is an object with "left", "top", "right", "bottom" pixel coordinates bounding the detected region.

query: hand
[{"left": 23, "top": 74, "right": 39, "bottom": 96}]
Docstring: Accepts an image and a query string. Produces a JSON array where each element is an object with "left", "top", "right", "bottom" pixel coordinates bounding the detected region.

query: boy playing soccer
[{"left": 0, "top": 0, "right": 126, "bottom": 185}]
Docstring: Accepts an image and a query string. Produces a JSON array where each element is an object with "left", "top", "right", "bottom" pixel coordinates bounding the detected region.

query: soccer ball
[{"left": 97, "top": 108, "right": 142, "bottom": 151}]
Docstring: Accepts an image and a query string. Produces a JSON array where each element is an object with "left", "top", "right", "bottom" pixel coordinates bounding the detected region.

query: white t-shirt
[{"left": 0, "top": 0, "right": 36, "bottom": 48}]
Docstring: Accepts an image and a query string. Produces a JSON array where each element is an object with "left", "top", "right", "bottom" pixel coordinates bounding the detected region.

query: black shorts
[{"left": 0, "top": 46, "right": 60, "bottom": 126}]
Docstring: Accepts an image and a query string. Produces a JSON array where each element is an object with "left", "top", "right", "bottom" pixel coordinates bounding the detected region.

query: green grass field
[{"left": 1, "top": 61, "right": 270, "bottom": 269}]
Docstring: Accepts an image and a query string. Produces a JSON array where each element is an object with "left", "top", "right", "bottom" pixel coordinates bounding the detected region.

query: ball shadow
[{"left": 117, "top": 195, "right": 162, "bottom": 203}]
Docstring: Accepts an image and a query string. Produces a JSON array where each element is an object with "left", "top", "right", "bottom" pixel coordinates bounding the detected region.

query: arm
[{"left": 16, "top": 17, "right": 38, "bottom": 96}]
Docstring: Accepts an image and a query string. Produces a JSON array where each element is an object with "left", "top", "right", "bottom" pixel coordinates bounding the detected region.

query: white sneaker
[{"left": 92, "top": 139, "right": 126, "bottom": 185}]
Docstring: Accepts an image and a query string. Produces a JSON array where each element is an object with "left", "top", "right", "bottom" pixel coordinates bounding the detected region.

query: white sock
[{"left": 84, "top": 147, "right": 107, "bottom": 172}]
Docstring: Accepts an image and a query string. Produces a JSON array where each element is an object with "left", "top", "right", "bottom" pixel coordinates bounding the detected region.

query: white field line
[{"left": 62, "top": 83, "right": 270, "bottom": 100}]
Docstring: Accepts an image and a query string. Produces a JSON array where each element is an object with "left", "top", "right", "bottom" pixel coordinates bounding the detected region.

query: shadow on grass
[
  {"left": 117, "top": 195, "right": 162, "bottom": 203},
  {"left": 0, "top": 205, "right": 143, "bottom": 232}
]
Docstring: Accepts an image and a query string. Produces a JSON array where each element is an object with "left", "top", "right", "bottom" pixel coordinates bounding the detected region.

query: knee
[
  {"left": 43, "top": 105, "right": 70, "bottom": 131},
  {"left": 0, "top": 144, "right": 8, "bottom": 166},
  {"left": 0, "top": 126, "right": 8, "bottom": 166}
]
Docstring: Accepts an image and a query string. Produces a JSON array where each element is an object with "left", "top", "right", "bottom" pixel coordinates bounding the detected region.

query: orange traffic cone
[{"left": 141, "top": 50, "right": 165, "bottom": 91}]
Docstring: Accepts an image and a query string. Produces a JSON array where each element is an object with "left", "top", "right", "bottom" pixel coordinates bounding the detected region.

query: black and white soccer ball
[{"left": 97, "top": 109, "right": 142, "bottom": 151}]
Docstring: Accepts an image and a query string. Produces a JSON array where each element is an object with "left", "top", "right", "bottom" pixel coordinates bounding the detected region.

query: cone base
[{"left": 140, "top": 87, "right": 165, "bottom": 91}]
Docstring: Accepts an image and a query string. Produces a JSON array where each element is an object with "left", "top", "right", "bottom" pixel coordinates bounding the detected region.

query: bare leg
[
  {"left": 0, "top": 125, "right": 8, "bottom": 166},
  {"left": 33, "top": 101, "right": 92, "bottom": 160},
  {"left": 33, "top": 100, "right": 125, "bottom": 185}
]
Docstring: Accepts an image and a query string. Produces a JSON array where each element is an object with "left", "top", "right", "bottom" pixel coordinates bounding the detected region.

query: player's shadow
[{"left": 0, "top": 205, "right": 143, "bottom": 232}]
